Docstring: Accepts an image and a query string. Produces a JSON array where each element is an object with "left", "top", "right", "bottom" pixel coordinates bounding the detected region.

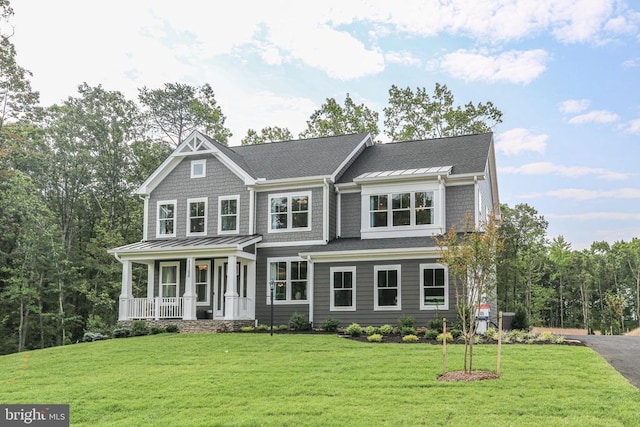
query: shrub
[
  {"left": 367, "top": 333, "right": 383, "bottom": 343},
  {"left": 289, "top": 312, "right": 311, "bottom": 331},
  {"left": 131, "top": 320, "right": 149, "bottom": 337},
  {"left": 511, "top": 306, "right": 530, "bottom": 331},
  {"left": 427, "top": 317, "right": 443, "bottom": 331},
  {"left": 320, "top": 317, "right": 341, "bottom": 332},
  {"left": 277, "top": 324, "right": 288, "bottom": 331},
  {"left": 83, "top": 332, "right": 108, "bottom": 342},
  {"left": 402, "top": 334, "right": 419, "bottom": 343},
  {"left": 365, "top": 325, "right": 379, "bottom": 336},
  {"left": 397, "top": 316, "right": 416, "bottom": 330},
  {"left": 509, "top": 329, "right": 525, "bottom": 343},
  {"left": 399, "top": 326, "right": 417, "bottom": 336},
  {"left": 85, "top": 314, "right": 111, "bottom": 335},
  {"left": 555, "top": 336, "right": 565, "bottom": 344},
  {"left": 165, "top": 324, "right": 179, "bottom": 333},
  {"left": 437, "top": 332, "right": 453, "bottom": 343},
  {"left": 113, "top": 328, "right": 131, "bottom": 338},
  {"left": 451, "top": 329, "right": 462, "bottom": 339},
  {"left": 149, "top": 326, "right": 165, "bottom": 335},
  {"left": 485, "top": 327, "right": 498, "bottom": 340},
  {"left": 379, "top": 324, "right": 394, "bottom": 335},
  {"left": 240, "top": 326, "right": 255, "bottom": 332},
  {"left": 345, "top": 323, "right": 362, "bottom": 337},
  {"left": 424, "top": 329, "right": 439, "bottom": 340},
  {"left": 537, "top": 331, "right": 555, "bottom": 342},
  {"left": 256, "top": 324, "right": 269, "bottom": 331}
]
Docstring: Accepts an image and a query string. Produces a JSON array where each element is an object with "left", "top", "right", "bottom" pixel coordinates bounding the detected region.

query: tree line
[{"left": 1, "top": 0, "right": 637, "bottom": 355}]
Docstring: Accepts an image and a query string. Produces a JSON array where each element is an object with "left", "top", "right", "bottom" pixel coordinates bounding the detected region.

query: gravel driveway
[{"left": 567, "top": 335, "right": 640, "bottom": 389}]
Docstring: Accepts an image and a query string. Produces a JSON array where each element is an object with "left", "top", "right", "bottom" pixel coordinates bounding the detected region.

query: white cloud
[
  {"left": 495, "top": 128, "right": 548, "bottom": 155},
  {"left": 441, "top": 49, "right": 549, "bottom": 84},
  {"left": 558, "top": 99, "right": 591, "bottom": 113},
  {"left": 384, "top": 51, "right": 421, "bottom": 66},
  {"left": 568, "top": 110, "right": 620, "bottom": 124},
  {"left": 622, "top": 58, "right": 640, "bottom": 68},
  {"left": 523, "top": 188, "right": 640, "bottom": 200},
  {"left": 546, "top": 212, "right": 640, "bottom": 220},
  {"left": 621, "top": 118, "right": 640, "bottom": 134},
  {"left": 500, "top": 162, "right": 629, "bottom": 180}
]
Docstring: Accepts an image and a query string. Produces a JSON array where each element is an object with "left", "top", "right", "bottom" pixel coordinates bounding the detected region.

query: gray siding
[
  {"left": 148, "top": 156, "right": 250, "bottom": 240},
  {"left": 445, "top": 185, "right": 475, "bottom": 231},
  {"left": 254, "top": 247, "right": 310, "bottom": 325},
  {"left": 255, "top": 187, "right": 324, "bottom": 243},
  {"left": 339, "top": 192, "right": 361, "bottom": 238},
  {"left": 312, "top": 259, "right": 458, "bottom": 327}
]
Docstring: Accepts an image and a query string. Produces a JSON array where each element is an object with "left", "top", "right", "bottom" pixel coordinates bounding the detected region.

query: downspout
[
  {"left": 249, "top": 188, "right": 255, "bottom": 235},
  {"left": 140, "top": 195, "right": 149, "bottom": 241},
  {"left": 474, "top": 176, "right": 479, "bottom": 229},
  {"left": 307, "top": 256, "right": 314, "bottom": 326},
  {"left": 438, "top": 175, "right": 445, "bottom": 234},
  {"left": 323, "top": 178, "right": 330, "bottom": 243},
  {"left": 335, "top": 186, "right": 341, "bottom": 238}
]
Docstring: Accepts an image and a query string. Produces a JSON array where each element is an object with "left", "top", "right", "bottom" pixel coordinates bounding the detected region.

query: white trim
[
  {"left": 251, "top": 177, "right": 328, "bottom": 191},
  {"left": 330, "top": 133, "right": 372, "bottom": 182},
  {"left": 186, "top": 197, "right": 208, "bottom": 237},
  {"left": 268, "top": 191, "right": 312, "bottom": 233},
  {"left": 190, "top": 159, "right": 206, "bottom": 178},
  {"left": 256, "top": 240, "right": 326, "bottom": 248},
  {"left": 218, "top": 195, "right": 240, "bottom": 235},
  {"left": 374, "top": 264, "right": 401, "bottom": 311},
  {"left": 420, "top": 263, "right": 449, "bottom": 310},
  {"left": 159, "top": 261, "right": 181, "bottom": 298},
  {"left": 323, "top": 179, "right": 329, "bottom": 242},
  {"left": 330, "top": 266, "right": 356, "bottom": 312},
  {"left": 299, "top": 246, "right": 440, "bottom": 263},
  {"left": 195, "top": 260, "right": 211, "bottom": 306},
  {"left": 266, "top": 257, "right": 309, "bottom": 305},
  {"left": 156, "top": 200, "right": 177, "bottom": 238},
  {"left": 248, "top": 188, "right": 255, "bottom": 235},
  {"left": 142, "top": 196, "right": 149, "bottom": 241},
  {"left": 336, "top": 192, "right": 342, "bottom": 238}
]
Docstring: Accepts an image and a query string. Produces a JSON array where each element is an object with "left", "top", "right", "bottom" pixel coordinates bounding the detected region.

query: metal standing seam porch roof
[{"left": 108, "top": 235, "right": 262, "bottom": 256}]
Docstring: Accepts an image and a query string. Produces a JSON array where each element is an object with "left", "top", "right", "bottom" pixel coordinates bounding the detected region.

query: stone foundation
[{"left": 118, "top": 319, "right": 255, "bottom": 333}]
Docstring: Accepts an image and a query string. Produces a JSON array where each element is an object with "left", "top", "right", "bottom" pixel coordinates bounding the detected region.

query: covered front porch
[{"left": 108, "top": 236, "right": 262, "bottom": 322}]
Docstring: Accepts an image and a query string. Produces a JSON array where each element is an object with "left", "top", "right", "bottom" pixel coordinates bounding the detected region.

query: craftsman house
[{"left": 109, "top": 130, "right": 499, "bottom": 328}]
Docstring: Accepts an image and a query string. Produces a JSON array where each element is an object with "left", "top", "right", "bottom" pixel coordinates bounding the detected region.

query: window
[
  {"left": 269, "top": 192, "right": 311, "bottom": 232},
  {"left": 157, "top": 200, "right": 177, "bottom": 237},
  {"left": 187, "top": 198, "right": 207, "bottom": 235},
  {"left": 195, "top": 261, "right": 210, "bottom": 305},
  {"left": 330, "top": 267, "right": 356, "bottom": 311},
  {"left": 369, "top": 191, "right": 434, "bottom": 228},
  {"left": 420, "top": 264, "right": 448, "bottom": 310},
  {"left": 374, "top": 265, "right": 401, "bottom": 310},
  {"left": 191, "top": 159, "right": 206, "bottom": 178},
  {"left": 218, "top": 196, "right": 239, "bottom": 234},
  {"left": 267, "top": 258, "right": 308, "bottom": 303},
  {"left": 160, "top": 262, "right": 180, "bottom": 298}
]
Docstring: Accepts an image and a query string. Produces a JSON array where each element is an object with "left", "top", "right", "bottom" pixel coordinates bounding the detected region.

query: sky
[{"left": 9, "top": 0, "right": 640, "bottom": 250}]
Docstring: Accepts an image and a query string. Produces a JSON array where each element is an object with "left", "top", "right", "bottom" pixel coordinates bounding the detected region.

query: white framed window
[
  {"left": 420, "top": 263, "right": 448, "bottom": 310},
  {"left": 195, "top": 261, "right": 211, "bottom": 305},
  {"left": 157, "top": 200, "right": 177, "bottom": 237},
  {"left": 191, "top": 159, "right": 206, "bottom": 178},
  {"left": 330, "top": 266, "right": 356, "bottom": 311},
  {"left": 268, "top": 192, "right": 311, "bottom": 232},
  {"left": 267, "top": 258, "right": 308, "bottom": 304},
  {"left": 159, "top": 262, "right": 180, "bottom": 298},
  {"left": 187, "top": 198, "right": 207, "bottom": 236},
  {"left": 218, "top": 195, "right": 239, "bottom": 234},
  {"left": 374, "top": 265, "right": 401, "bottom": 310}
]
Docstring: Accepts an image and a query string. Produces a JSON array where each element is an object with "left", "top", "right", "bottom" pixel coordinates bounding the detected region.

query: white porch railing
[{"left": 128, "top": 297, "right": 184, "bottom": 319}]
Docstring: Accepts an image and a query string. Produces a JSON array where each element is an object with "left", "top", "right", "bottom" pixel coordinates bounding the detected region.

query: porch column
[
  {"left": 225, "top": 255, "right": 240, "bottom": 320},
  {"left": 183, "top": 257, "right": 197, "bottom": 320},
  {"left": 118, "top": 260, "right": 133, "bottom": 321},
  {"left": 146, "top": 263, "right": 155, "bottom": 299}
]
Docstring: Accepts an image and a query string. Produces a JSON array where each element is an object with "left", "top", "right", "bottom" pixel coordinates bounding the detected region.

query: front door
[{"left": 213, "top": 259, "right": 246, "bottom": 319}]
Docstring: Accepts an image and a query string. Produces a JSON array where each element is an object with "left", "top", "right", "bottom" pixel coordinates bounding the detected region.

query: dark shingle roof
[
  {"left": 230, "top": 133, "right": 369, "bottom": 180},
  {"left": 338, "top": 133, "right": 492, "bottom": 183}
]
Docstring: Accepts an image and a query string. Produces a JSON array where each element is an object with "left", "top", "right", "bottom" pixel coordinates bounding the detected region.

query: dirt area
[
  {"left": 438, "top": 371, "right": 500, "bottom": 382},
  {"left": 625, "top": 327, "right": 640, "bottom": 336},
  {"left": 531, "top": 327, "right": 600, "bottom": 335}
]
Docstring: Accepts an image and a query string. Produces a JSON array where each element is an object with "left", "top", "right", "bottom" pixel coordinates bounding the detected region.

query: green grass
[{"left": 1, "top": 334, "right": 638, "bottom": 426}]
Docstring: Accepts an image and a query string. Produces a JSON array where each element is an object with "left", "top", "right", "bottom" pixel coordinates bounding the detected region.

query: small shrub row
[{"left": 111, "top": 322, "right": 179, "bottom": 339}]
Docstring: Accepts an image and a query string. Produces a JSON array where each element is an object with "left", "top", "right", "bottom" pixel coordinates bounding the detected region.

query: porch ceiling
[{"left": 108, "top": 235, "right": 262, "bottom": 260}]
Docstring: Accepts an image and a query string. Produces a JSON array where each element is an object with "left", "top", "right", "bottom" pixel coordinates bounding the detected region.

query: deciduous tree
[
  {"left": 299, "top": 93, "right": 379, "bottom": 139},
  {"left": 241, "top": 126, "right": 293, "bottom": 145}
]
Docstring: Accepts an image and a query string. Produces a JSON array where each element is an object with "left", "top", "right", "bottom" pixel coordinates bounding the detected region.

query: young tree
[
  {"left": 435, "top": 213, "right": 503, "bottom": 373},
  {"left": 139, "top": 82, "right": 231, "bottom": 146},
  {"left": 241, "top": 126, "right": 293, "bottom": 145},
  {"left": 383, "top": 83, "right": 502, "bottom": 141},
  {"left": 299, "top": 93, "right": 379, "bottom": 139}
]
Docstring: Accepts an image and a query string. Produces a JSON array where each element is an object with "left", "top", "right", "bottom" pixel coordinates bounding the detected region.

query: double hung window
[
  {"left": 187, "top": 198, "right": 207, "bottom": 235},
  {"left": 420, "top": 264, "right": 448, "bottom": 310},
  {"left": 374, "top": 265, "right": 401, "bottom": 310},
  {"left": 219, "top": 196, "right": 239, "bottom": 234},
  {"left": 269, "top": 192, "right": 311, "bottom": 232},
  {"left": 268, "top": 258, "right": 308, "bottom": 303},
  {"left": 157, "top": 201, "right": 177, "bottom": 237},
  {"left": 330, "top": 267, "right": 356, "bottom": 311}
]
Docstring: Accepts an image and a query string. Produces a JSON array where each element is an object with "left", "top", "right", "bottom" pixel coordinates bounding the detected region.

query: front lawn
[{"left": 1, "top": 334, "right": 638, "bottom": 426}]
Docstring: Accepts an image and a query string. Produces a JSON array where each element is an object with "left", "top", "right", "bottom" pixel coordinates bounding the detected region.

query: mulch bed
[{"left": 438, "top": 371, "right": 500, "bottom": 382}]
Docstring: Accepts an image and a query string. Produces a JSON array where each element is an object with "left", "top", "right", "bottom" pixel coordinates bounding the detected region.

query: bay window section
[
  {"left": 415, "top": 191, "right": 434, "bottom": 225},
  {"left": 392, "top": 193, "right": 411, "bottom": 226},
  {"left": 374, "top": 265, "right": 401, "bottom": 310},
  {"left": 420, "top": 263, "right": 448, "bottom": 310},
  {"left": 369, "top": 195, "right": 388, "bottom": 227},
  {"left": 157, "top": 200, "right": 176, "bottom": 237},
  {"left": 268, "top": 258, "right": 308, "bottom": 303},
  {"left": 366, "top": 190, "right": 436, "bottom": 229},
  {"left": 269, "top": 192, "right": 311, "bottom": 232}
]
